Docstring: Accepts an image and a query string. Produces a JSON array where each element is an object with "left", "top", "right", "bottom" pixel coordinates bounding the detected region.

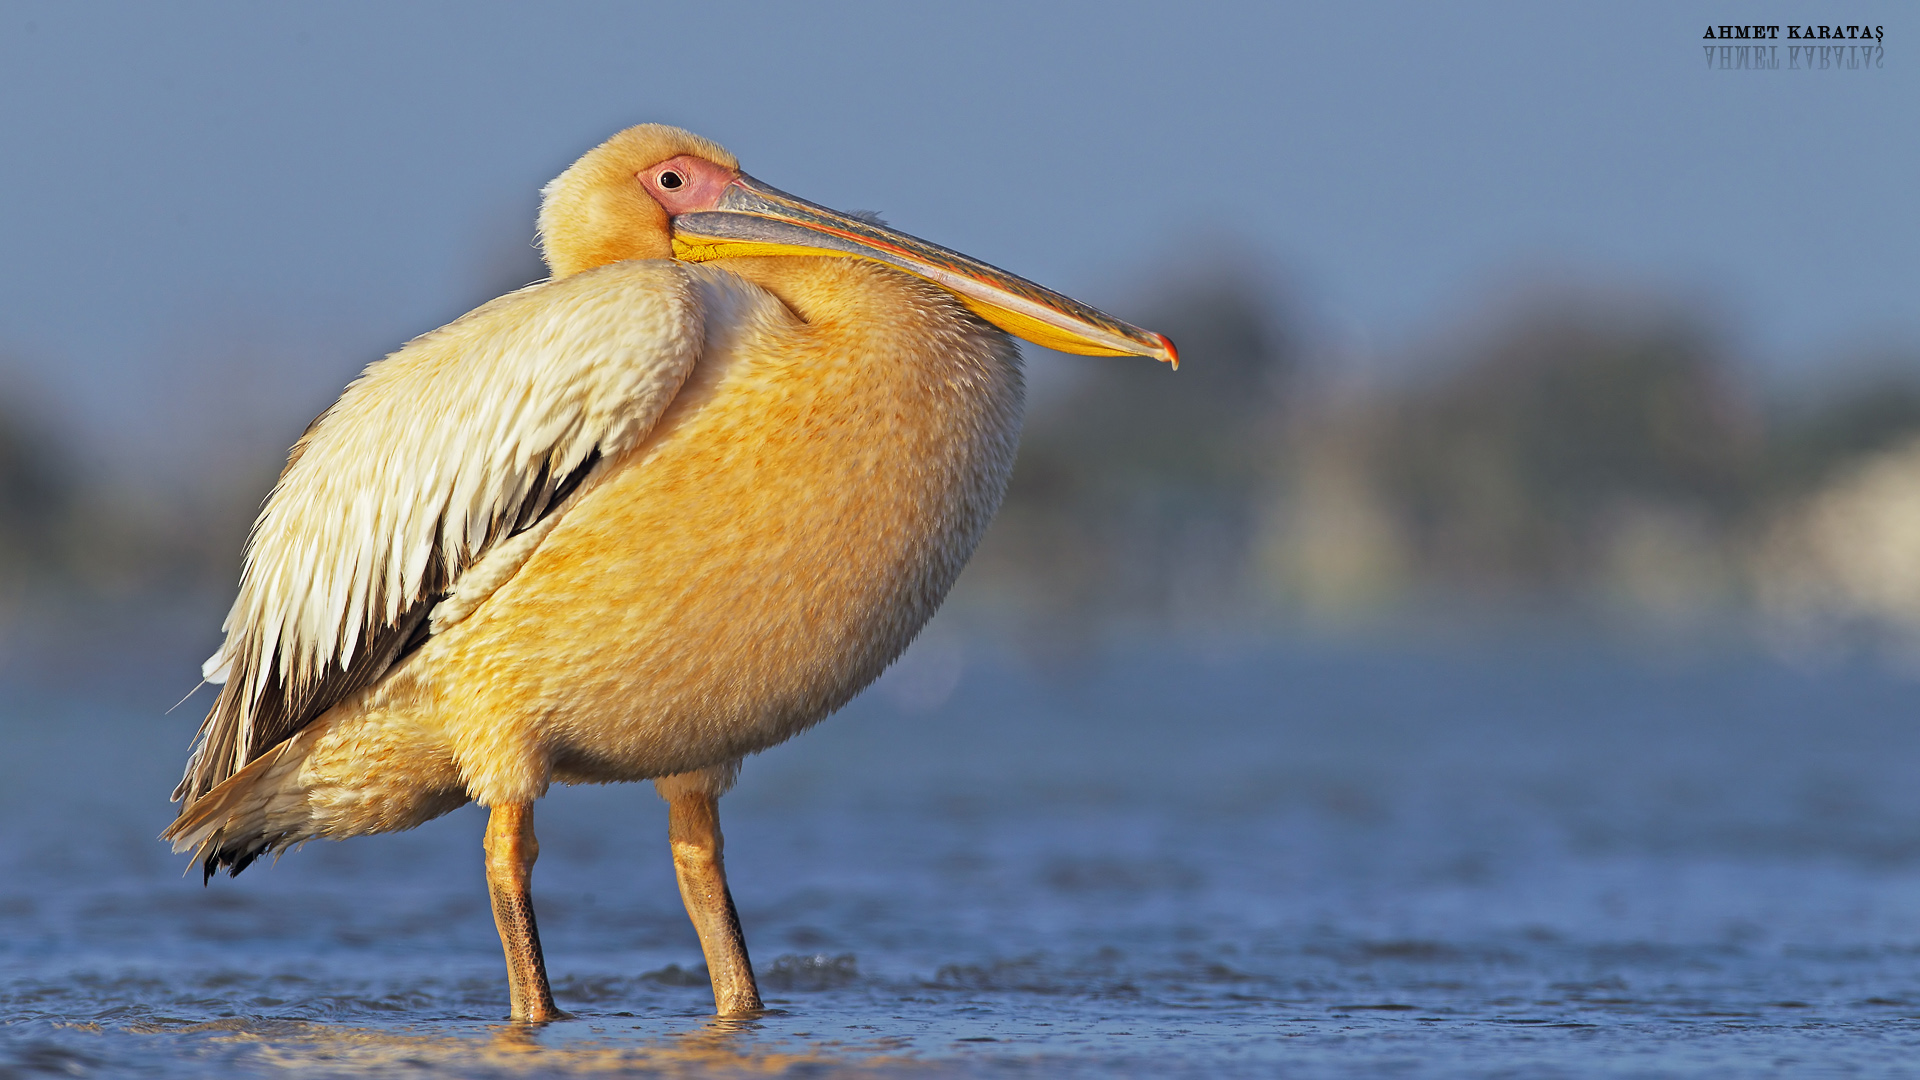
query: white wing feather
[{"left": 180, "top": 259, "right": 710, "bottom": 802}]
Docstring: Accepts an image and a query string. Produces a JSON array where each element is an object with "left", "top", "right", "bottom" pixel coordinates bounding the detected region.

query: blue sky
[{"left": 1, "top": 1, "right": 1913, "bottom": 479}]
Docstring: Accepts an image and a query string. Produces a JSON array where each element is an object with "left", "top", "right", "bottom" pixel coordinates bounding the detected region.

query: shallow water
[{"left": 6, "top": 632, "right": 1920, "bottom": 1076}]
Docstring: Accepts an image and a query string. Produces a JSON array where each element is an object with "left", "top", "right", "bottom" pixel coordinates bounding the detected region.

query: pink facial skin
[{"left": 639, "top": 155, "right": 739, "bottom": 215}]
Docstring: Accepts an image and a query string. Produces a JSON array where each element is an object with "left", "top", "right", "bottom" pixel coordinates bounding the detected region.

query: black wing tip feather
[
  {"left": 200, "top": 852, "right": 258, "bottom": 884},
  {"left": 196, "top": 834, "right": 270, "bottom": 884}
]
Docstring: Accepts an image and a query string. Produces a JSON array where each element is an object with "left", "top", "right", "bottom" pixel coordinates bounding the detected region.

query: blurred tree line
[
  {"left": 961, "top": 263, "right": 1291, "bottom": 635},
  {"left": 960, "top": 272, "right": 1920, "bottom": 638},
  {"left": 0, "top": 369, "right": 247, "bottom": 612},
  {"left": 0, "top": 404, "right": 71, "bottom": 601},
  {"left": 6, "top": 274, "right": 1920, "bottom": 644}
]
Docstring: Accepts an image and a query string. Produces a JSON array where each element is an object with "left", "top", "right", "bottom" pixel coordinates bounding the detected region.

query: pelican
[{"left": 164, "top": 124, "right": 1176, "bottom": 1023}]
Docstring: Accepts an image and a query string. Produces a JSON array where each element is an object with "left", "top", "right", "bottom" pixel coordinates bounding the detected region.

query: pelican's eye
[{"left": 657, "top": 170, "right": 685, "bottom": 191}]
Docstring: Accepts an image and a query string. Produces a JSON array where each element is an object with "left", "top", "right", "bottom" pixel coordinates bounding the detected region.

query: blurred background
[
  {"left": 2, "top": 2, "right": 1915, "bottom": 672},
  {"left": 2, "top": 3, "right": 1920, "bottom": 1073}
]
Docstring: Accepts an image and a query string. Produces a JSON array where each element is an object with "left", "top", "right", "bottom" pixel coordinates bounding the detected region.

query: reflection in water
[{"left": 200, "top": 1014, "right": 919, "bottom": 1076}]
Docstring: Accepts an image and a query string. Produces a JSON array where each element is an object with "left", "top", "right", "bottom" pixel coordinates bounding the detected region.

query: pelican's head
[
  {"left": 539, "top": 124, "right": 1177, "bottom": 367},
  {"left": 538, "top": 125, "right": 738, "bottom": 276}
]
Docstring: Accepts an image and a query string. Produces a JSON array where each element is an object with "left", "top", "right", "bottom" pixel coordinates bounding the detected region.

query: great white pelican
[{"left": 164, "top": 124, "right": 1176, "bottom": 1022}]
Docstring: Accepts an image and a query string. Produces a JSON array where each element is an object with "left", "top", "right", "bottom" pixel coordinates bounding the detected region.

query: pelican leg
[
  {"left": 667, "top": 791, "right": 762, "bottom": 1016},
  {"left": 484, "top": 802, "right": 561, "bottom": 1022}
]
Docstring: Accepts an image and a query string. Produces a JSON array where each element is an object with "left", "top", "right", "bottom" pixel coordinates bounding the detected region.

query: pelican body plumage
[{"left": 164, "top": 125, "right": 1176, "bottom": 1022}]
